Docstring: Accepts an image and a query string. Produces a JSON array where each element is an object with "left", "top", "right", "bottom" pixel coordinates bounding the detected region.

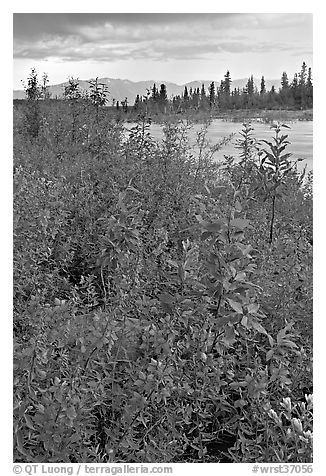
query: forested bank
[{"left": 15, "top": 62, "right": 313, "bottom": 121}]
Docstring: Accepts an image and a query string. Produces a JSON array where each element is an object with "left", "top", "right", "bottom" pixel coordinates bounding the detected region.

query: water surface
[{"left": 125, "top": 119, "right": 313, "bottom": 172}]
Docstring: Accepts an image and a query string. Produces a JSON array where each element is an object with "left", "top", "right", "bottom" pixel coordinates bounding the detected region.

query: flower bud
[
  {"left": 281, "top": 397, "right": 292, "bottom": 412},
  {"left": 292, "top": 418, "right": 303, "bottom": 434},
  {"left": 268, "top": 409, "right": 282, "bottom": 425},
  {"left": 303, "top": 430, "right": 313, "bottom": 441},
  {"left": 305, "top": 394, "right": 313, "bottom": 407}
]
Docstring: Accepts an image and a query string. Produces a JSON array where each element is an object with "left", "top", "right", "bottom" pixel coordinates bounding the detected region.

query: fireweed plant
[{"left": 13, "top": 91, "right": 312, "bottom": 463}]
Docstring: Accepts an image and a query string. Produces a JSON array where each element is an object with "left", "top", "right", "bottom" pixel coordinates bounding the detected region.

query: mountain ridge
[{"left": 13, "top": 77, "right": 281, "bottom": 102}]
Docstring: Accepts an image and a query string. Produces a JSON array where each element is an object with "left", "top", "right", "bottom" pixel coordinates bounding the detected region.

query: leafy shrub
[{"left": 13, "top": 105, "right": 312, "bottom": 463}]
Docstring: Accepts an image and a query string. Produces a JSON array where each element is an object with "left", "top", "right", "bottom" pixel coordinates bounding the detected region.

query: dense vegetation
[{"left": 13, "top": 75, "right": 313, "bottom": 463}]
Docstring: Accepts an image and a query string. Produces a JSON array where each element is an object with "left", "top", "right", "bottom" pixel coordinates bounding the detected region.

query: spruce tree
[
  {"left": 159, "top": 84, "right": 168, "bottom": 102},
  {"left": 260, "top": 76, "right": 266, "bottom": 95},
  {"left": 306, "top": 68, "right": 313, "bottom": 108},
  {"left": 299, "top": 62, "right": 308, "bottom": 108},
  {"left": 134, "top": 94, "right": 141, "bottom": 111},
  {"left": 219, "top": 71, "right": 232, "bottom": 109},
  {"left": 280, "top": 72, "right": 291, "bottom": 107},
  {"left": 299, "top": 62, "right": 308, "bottom": 87},
  {"left": 246, "top": 75, "right": 255, "bottom": 96},
  {"left": 224, "top": 71, "right": 232, "bottom": 97},
  {"left": 268, "top": 85, "right": 277, "bottom": 108},
  {"left": 158, "top": 84, "right": 168, "bottom": 112},
  {"left": 151, "top": 83, "right": 158, "bottom": 101},
  {"left": 244, "top": 76, "right": 255, "bottom": 108},
  {"left": 209, "top": 81, "right": 215, "bottom": 108},
  {"left": 291, "top": 73, "right": 300, "bottom": 108},
  {"left": 281, "top": 71, "right": 289, "bottom": 90}
]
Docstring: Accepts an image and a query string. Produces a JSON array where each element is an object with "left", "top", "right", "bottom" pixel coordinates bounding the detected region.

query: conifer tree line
[
  {"left": 133, "top": 62, "right": 313, "bottom": 114},
  {"left": 21, "top": 62, "right": 312, "bottom": 115}
]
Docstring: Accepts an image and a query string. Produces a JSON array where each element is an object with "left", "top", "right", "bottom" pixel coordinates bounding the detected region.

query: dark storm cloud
[
  {"left": 13, "top": 14, "right": 234, "bottom": 41},
  {"left": 13, "top": 13, "right": 312, "bottom": 62},
  {"left": 13, "top": 13, "right": 235, "bottom": 39}
]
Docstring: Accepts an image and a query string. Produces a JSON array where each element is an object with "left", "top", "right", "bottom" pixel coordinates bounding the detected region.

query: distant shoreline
[
  {"left": 13, "top": 98, "right": 313, "bottom": 125},
  {"left": 123, "top": 108, "right": 313, "bottom": 124}
]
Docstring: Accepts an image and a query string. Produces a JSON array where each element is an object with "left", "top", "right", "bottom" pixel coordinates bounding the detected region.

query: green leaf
[
  {"left": 201, "top": 231, "right": 212, "bottom": 241},
  {"left": 238, "top": 244, "right": 253, "bottom": 257},
  {"left": 230, "top": 218, "right": 251, "bottom": 230},
  {"left": 251, "top": 320, "right": 267, "bottom": 335},
  {"left": 241, "top": 315, "right": 248, "bottom": 327},
  {"left": 213, "top": 315, "right": 233, "bottom": 329},
  {"left": 229, "top": 381, "right": 248, "bottom": 389},
  {"left": 223, "top": 325, "right": 236, "bottom": 344},
  {"left": 279, "top": 339, "right": 298, "bottom": 349},
  {"left": 247, "top": 303, "right": 259, "bottom": 314},
  {"left": 277, "top": 325, "right": 290, "bottom": 344},
  {"left": 15, "top": 430, "right": 27, "bottom": 455},
  {"left": 159, "top": 293, "right": 174, "bottom": 305},
  {"left": 138, "top": 371, "right": 146, "bottom": 380},
  {"left": 268, "top": 334, "right": 274, "bottom": 347},
  {"left": 66, "top": 406, "right": 77, "bottom": 420},
  {"left": 235, "top": 271, "right": 246, "bottom": 282},
  {"left": 227, "top": 299, "right": 243, "bottom": 314},
  {"left": 266, "top": 349, "right": 274, "bottom": 361},
  {"left": 280, "top": 153, "right": 292, "bottom": 161},
  {"left": 234, "top": 399, "right": 247, "bottom": 408},
  {"left": 203, "top": 220, "right": 224, "bottom": 233},
  {"left": 235, "top": 199, "right": 242, "bottom": 212},
  {"left": 24, "top": 414, "right": 35, "bottom": 430}
]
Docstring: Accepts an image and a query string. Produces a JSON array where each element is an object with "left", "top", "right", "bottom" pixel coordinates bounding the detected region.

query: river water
[{"left": 125, "top": 119, "right": 313, "bottom": 172}]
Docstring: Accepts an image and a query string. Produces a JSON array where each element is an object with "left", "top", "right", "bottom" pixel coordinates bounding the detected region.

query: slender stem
[{"left": 269, "top": 194, "right": 276, "bottom": 244}]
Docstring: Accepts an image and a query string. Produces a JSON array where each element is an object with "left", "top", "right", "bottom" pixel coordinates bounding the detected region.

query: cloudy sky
[{"left": 13, "top": 13, "right": 313, "bottom": 89}]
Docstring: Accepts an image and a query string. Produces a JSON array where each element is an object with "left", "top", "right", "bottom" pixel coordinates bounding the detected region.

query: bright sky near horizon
[{"left": 13, "top": 12, "right": 313, "bottom": 89}]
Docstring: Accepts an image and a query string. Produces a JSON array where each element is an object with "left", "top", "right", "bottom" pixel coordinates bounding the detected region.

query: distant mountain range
[{"left": 13, "top": 77, "right": 281, "bottom": 103}]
